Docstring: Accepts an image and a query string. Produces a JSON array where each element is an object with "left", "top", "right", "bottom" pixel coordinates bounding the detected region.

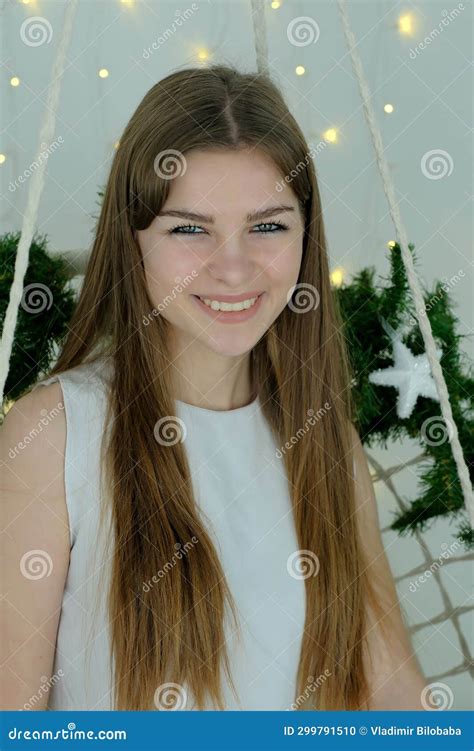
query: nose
[{"left": 206, "top": 237, "right": 258, "bottom": 287}]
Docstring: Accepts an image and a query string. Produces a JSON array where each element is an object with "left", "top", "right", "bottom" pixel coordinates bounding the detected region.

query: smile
[{"left": 191, "top": 293, "right": 265, "bottom": 324}]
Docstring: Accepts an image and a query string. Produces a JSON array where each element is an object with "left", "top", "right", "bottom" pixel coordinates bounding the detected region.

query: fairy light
[
  {"left": 271, "top": 1, "right": 281, "bottom": 8},
  {"left": 0, "top": 154, "right": 6, "bottom": 164},
  {"left": 387, "top": 240, "right": 397, "bottom": 249},
  {"left": 10, "top": 77, "right": 21, "bottom": 87},
  {"left": 384, "top": 103, "right": 394, "bottom": 114},
  {"left": 120, "top": 0, "right": 135, "bottom": 6},
  {"left": 114, "top": 140, "right": 120, "bottom": 150},
  {"left": 98, "top": 68, "right": 110, "bottom": 78},
  {"left": 197, "top": 49, "right": 210, "bottom": 61},
  {"left": 398, "top": 13, "right": 414, "bottom": 35},
  {"left": 323, "top": 128, "right": 338, "bottom": 144},
  {"left": 330, "top": 267, "right": 345, "bottom": 287},
  {"left": 295, "top": 65, "right": 305, "bottom": 76}
]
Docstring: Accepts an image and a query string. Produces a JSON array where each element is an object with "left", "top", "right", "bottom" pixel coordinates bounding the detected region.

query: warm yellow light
[
  {"left": 295, "top": 65, "right": 305, "bottom": 76},
  {"left": 114, "top": 140, "right": 120, "bottom": 150},
  {"left": 323, "top": 128, "right": 338, "bottom": 144},
  {"left": 0, "top": 154, "right": 6, "bottom": 164},
  {"left": 384, "top": 103, "right": 394, "bottom": 114},
  {"left": 398, "top": 13, "right": 414, "bottom": 34},
  {"left": 197, "top": 49, "right": 209, "bottom": 61},
  {"left": 120, "top": 0, "right": 135, "bottom": 6},
  {"left": 21, "top": 0, "right": 30, "bottom": 4},
  {"left": 330, "top": 267, "right": 345, "bottom": 288},
  {"left": 387, "top": 240, "right": 397, "bottom": 249},
  {"left": 271, "top": 0, "right": 281, "bottom": 8},
  {"left": 98, "top": 68, "right": 110, "bottom": 78},
  {"left": 10, "top": 77, "right": 20, "bottom": 87}
]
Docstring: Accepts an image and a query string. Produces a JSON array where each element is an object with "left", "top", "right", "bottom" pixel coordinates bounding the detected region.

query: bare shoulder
[
  {"left": 0, "top": 381, "right": 70, "bottom": 709},
  {"left": 1, "top": 380, "right": 66, "bottom": 483}
]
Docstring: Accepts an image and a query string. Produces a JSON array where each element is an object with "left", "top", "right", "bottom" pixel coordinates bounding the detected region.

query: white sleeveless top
[{"left": 33, "top": 359, "right": 307, "bottom": 710}]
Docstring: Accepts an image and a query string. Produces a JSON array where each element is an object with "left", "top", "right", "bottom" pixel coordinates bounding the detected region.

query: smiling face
[{"left": 137, "top": 146, "right": 305, "bottom": 359}]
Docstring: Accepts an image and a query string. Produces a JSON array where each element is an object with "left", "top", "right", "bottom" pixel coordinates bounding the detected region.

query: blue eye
[
  {"left": 168, "top": 221, "right": 289, "bottom": 236},
  {"left": 169, "top": 224, "right": 205, "bottom": 235},
  {"left": 252, "top": 222, "right": 288, "bottom": 234}
]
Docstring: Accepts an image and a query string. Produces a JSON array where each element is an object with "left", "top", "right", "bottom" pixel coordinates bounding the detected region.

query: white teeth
[{"left": 199, "top": 296, "right": 258, "bottom": 312}]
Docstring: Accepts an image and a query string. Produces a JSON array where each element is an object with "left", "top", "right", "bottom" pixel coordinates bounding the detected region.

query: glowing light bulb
[
  {"left": 197, "top": 49, "right": 209, "bottom": 61},
  {"left": 98, "top": 68, "right": 110, "bottom": 78},
  {"left": 0, "top": 154, "right": 6, "bottom": 164},
  {"left": 330, "top": 267, "right": 344, "bottom": 287},
  {"left": 10, "top": 77, "right": 20, "bottom": 87},
  {"left": 384, "top": 103, "right": 394, "bottom": 113},
  {"left": 398, "top": 13, "right": 414, "bottom": 35},
  {"left": 323, "top": 128, "right": 338, "bottom": 144},
  {"left": 295, "top": 65, "right": 305, "bottom": 76},
  {"left": 387, "top": 240, "right": 397, "bottom": 249},
  {"left": 271, "top": 1, "right": 281, "bottom": 9}
]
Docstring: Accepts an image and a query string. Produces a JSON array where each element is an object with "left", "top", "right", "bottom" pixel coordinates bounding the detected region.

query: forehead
[{"left": 163, "top": 146, "right": 299, "bottom": 216}]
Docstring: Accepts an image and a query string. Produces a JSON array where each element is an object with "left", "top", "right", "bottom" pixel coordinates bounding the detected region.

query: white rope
[
  {"left": 0, "top": 0, "right": 79, "bottom": 405},
  {"left": 250, "top": 0, "right": 269, "bottom": 75},
  {"left": 248, "top": 0, "right": 473, "bottom": 526},
  {"left": 334, "top": 0, "right": 473, "bottom": 526}
]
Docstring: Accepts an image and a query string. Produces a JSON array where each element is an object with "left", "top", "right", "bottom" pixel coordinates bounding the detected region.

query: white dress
[{"left": 33, "top": 359, "right": 307, "bottom": 710}]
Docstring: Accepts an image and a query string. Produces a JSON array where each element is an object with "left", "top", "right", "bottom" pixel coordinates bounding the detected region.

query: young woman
[{"left": 1, "top": 64, "right": 428, "bottom": 711}]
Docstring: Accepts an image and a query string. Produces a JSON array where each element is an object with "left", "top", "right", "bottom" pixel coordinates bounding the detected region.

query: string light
[
  {"left": 98, "top": 68, "right": 110, "bottom": 78},
  {"left": 295, "top": 65, "right": 305, "bottom": 76},
  {"left": 114, "top": 141, "right": 120, "bottom": 150},
  {"left": 384, "top": 103, "right": 394, "bottom": 114},
  {"left": 398, "top": 13, "right": 414, "bottom": 35},
  {"left": 120, "top": 0, "right": 135, "bottom": 6},
  {"left": 330, "top": 267, "right": 345, "bottom": 287},
  {"left": 387, "top": 240, "right": 397, "bottom": 249},
  {"left": 10, "top": 77, "right": 21, "bottom": 87},
  {"left": 0, "top": 154, "right": 6, "bottom": 164},
  {"left": 197, "top": 49, "right": 210, "bottom": 61},
  {"left": 323, "top": 128, "right": 338, "bottom": 144},
  {"left": 271, "top": 1, "right": 281, "bottom": 8}
]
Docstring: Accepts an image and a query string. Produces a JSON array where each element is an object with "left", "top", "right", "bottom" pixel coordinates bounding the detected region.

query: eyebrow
[{"left": 158, "top": 205, "right": 296, "bottom": 224}]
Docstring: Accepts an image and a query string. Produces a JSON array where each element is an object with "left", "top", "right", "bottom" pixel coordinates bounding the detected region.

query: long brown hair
[{"left": 42, "top": 64, "right": 384, "bottom": 710}]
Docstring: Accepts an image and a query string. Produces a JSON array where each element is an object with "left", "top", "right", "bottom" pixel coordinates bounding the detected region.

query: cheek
[
  {"left": 262, "top": 237, "right": 303, "bottom": 284},
  {"left": 142, "top": 241, "right": 201, "bottom": 289}
]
